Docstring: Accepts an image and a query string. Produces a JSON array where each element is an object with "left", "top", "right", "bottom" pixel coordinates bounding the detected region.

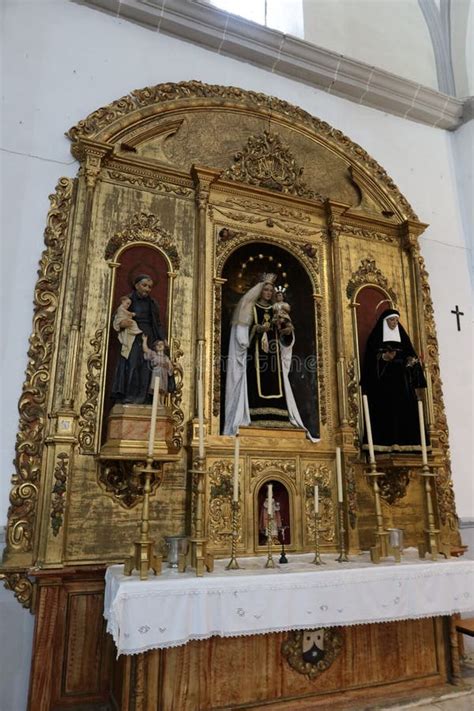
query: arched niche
[
  {"left": 219, "top": 241, "right": 319, "bottom": 439},
  {"left": 102, "top": 243, "right": 174, "bottom": 438},
  {"left": 254, "top": 476, "right": 295, "bottom": 550}
]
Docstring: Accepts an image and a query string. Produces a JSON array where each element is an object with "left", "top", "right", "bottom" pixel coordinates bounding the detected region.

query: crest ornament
[
  {"left": 223, "top": 130, "right": 323, "bottom": 200},
  {"left": 282, "top": 627, "right": 343, "bottom": 678},
  {"left": 346, "top": 258, "right": 397, "bottom": 302},
  {"left": 105, "top": 212, "right": 180, "bottom": 268}
]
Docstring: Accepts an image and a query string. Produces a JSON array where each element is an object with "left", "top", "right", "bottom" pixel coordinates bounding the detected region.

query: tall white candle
[
  {"left": 233, "top": 434, "right": 240, "bottom": 502},
  {"left": 314, "top": 484, "right": 319, "bottom": 513},
  {"left": 417, "top": 399, "right": 428, "bottom": 466},
  {"left": 362, "top": 394, "right": 376, "bottom": 463},
  {"left": 147, "top": 375, "right": 160, "bottom": 458},
  {"left": 336, "top": 447, "right": 343, "bottom": 503},
  {"left": 267, "top": 483, "right": 273, "bottom": 516},
  {"left": 197, "top": 376, "right": 204, "bottom": 459}
]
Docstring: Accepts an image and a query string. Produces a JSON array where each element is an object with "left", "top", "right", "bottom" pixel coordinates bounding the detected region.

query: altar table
[{"left": 105, "top": 550, "right": 474, "bottom": 655}]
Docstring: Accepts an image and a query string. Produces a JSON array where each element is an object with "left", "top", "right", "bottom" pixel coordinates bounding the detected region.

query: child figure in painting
[
  {"left": 142, "top": 336, "right": 175, "bottom": 404},
  {"left": 113, "top": 295, "right": 143, "bottom": 359}
]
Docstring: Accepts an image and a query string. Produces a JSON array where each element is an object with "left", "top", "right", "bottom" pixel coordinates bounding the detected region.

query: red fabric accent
[{"left": 355, "top": 286, "right": 389, "bottom": 366}]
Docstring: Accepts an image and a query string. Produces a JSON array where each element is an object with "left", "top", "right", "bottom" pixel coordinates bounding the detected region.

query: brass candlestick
[
  {"left": 312, "top": 511, "right": 325, "bottom": 565},
  {"left": 124, "top": 458, "right": 163, "bottom": 580},
  {"left": 265, "top": 511, "right": 276, "bottom": 568},
  {"left": 190, "top": 456, "right": 214, "bottom": 577},
  {"left": 366, "top": 461, "right": 391, "bottom": 564},
  {"left": 418, "top": 465, "right": 450, "bottom": 560},
  {"left": 226, "top": 500, "right": 241, "bottom": 570},
  {"left": 336, "top": 501, "right": 349, "bottom": 563}
]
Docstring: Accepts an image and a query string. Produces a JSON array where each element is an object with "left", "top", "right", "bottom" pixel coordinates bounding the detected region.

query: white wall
[
  {"left": 1, "top": 1, "right": 472, "bottom": 706},
  {"left": 302, "top": 0, "right": 439, "bottom": 90}
]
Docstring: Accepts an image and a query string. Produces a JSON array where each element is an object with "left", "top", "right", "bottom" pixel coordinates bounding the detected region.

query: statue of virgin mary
[{"left": 223, "top": 275, "right": 315, "bottom": 440}]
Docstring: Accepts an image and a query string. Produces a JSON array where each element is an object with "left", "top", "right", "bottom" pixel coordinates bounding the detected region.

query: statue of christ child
[
  {"left": 142, "top": 337, "right": 174, "bottom": 405},
  {"left": 113, "top": 295, "right": 142, "bottom": 359},
  {"left": 272, "top": 287, "right": 293, "bottom": 336}
]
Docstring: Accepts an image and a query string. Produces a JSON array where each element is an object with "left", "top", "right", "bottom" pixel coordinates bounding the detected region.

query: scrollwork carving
[
  {"left": 169, "top": 340, "right": 185, "bottom": 451},
  {"left": 346, "top": 258, "right": 398, "bottom": 302},
  {"left": 107, "top": 170, "right": 191, "bottom": 196},
  {"left": 222, "top": 130, "right": 322, "bottom": 200},
  {"left": 212, "top": 283, "right": 223, "bottom": 417},
  {"left": 105, "top": 212, "right": 180, "bottom": 268},
  {"left": 282, "top": 628, "right": 343, "bottom": 678},
  {"left": 347, "top": 357, "right": 359, "bottom": 447},
  {"left": 50, "top": 452, "right": 69, "bottom": 536},
  {"left": 378, "top": 469, "right": 410, "bottom": 505},
  {"left": 224, "top": 196, "right": 313, "bottom": 222},
  {"left": 78, "top": 330, "right": 103, "bottom": 453},
  {"left": 303, "top": 464, "right": 335, "bottom": 542},
  {"left": 1, "top": 573, "right": 34, "bottom": 610},
  {"left": 98, "top": 459, "right": 160, "bottom": 509},
  {"left": 345, "top": 465, "right": 358, "bottom": 529},
  {"left": 6, "top": 177, "right": 74, "bottom": 555},
  {"left": 415, "top": 251, "right": 458, "bottom": 530},
  {"left": 208, "top": 460, "right": 242, "bottom": 545},
  {"left": 251, "top": 459, "right": 296, "bottom": 481}
]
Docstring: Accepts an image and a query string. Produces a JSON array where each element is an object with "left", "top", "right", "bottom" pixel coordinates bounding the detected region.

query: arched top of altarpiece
[{"left": 67, "top": 81, "right": 418, "bottom": 223}]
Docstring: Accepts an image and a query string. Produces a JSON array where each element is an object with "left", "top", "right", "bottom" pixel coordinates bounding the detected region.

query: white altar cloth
[{"left": 104, "top": 551, "right": 474, "bottom": 655}]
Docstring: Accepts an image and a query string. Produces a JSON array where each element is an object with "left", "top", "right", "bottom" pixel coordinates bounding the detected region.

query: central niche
[{"left": 220, "top": 242, "right": 319, "bottom": 439}]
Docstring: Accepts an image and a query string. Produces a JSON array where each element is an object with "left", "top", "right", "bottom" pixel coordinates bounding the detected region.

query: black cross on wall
[{"left": 451, "top": 305, "right": 464, "bottom": 331}]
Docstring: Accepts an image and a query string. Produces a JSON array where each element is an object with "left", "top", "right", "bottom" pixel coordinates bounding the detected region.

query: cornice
[{"left": 79, "top": 0, "right": 468, "bottom": 130}]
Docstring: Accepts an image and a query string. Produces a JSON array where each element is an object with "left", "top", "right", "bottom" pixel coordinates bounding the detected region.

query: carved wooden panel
[
  {"left": 112, "top": 617, "right": 449, "bottom": 711},
  {"left": 28, "top": 568, "right": 113, "bottom": 711}
]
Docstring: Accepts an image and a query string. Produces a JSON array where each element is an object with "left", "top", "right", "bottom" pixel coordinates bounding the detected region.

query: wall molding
[{"left": 78, "top": 0, "right": 470, "bottom": 130}]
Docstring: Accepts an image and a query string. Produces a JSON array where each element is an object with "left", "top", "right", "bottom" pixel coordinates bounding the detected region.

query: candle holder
[
  {"left": 418, "top": 464, "right": 450, "bottom": 560},
  {"left": 124, "top": 458, "right": 163, "bottom": 580},
  {"left": 190, "top": 456, "right": 214, "bottom": 577},
  {"left": 366, "top": 461, "right": 392, "bottom": 564},
  {"left": 264, "top": 512, "right": 276, "bottom": 568},
  {"left": 336, "top": 502, "right": 349, "bottom": 563},
  {"left": 225, "top": 500, "right": 241, "bottom": 570},
  {"left": 312, "top": 511, "right": 325, "bottom": 565},
  {"left": 279, "top": 526, "right": 289, "bottom": 564}
]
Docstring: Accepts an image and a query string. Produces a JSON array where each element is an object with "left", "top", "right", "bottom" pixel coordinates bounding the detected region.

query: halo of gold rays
[{"left": 232, "top": 250, "right": 290, "bottom": 294}]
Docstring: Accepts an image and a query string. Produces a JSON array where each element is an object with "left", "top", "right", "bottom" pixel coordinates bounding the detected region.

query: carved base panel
[
  {"left": 100, "top": 404, "right": 179, "bottom": 459},
  {"left": 28, "top": 567, "right": 114, "bottom": 711},
  {"left": 26, "top": 567, "right": 458, "bottom": 711},
  {"left": 111, "top": 617, "right": 453, "bottom": 711}
]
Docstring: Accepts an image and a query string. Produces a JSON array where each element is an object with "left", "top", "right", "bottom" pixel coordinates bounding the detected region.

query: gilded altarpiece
[{"left": 0, "top": 82, "right": 460, "bottom": 709}]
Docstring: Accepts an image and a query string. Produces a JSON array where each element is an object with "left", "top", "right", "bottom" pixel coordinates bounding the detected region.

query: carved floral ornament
[
  {"left": 67, "top": 81, "right": 417, "bottom": 221},
  {"left": 105, "top": 212, "right": 180, "bottom": 269}
]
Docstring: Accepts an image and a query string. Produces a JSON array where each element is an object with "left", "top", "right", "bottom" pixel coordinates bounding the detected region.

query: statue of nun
[{"left": 360, "top": 308, "right": 428, "bottom": 453}]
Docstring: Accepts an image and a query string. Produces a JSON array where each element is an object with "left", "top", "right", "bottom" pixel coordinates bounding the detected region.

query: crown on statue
[
  {"left": 275, "top": 285, "right": 287, "bottom": 294},
  {"left": 261, "top": 273, "right": 277, "bottom": 284}
]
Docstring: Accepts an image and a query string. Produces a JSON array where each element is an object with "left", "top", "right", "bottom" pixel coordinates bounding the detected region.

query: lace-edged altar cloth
[{"left": 104, "top": 550, "right": 474, "bottom": 655}]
